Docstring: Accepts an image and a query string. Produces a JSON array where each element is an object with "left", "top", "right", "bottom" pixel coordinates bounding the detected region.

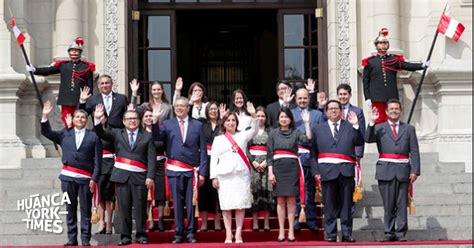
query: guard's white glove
[
  {"left": 366, "top": 99, "right": 372, "bottom": 108},
  {"left": 26, "top": 65, "right": 36, "bottom": 72},
  {"left": 422, "top": 60, "right": 431, "bottom": 68}
]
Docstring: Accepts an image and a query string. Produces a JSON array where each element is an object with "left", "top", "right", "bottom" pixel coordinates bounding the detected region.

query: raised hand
[
  {"left": 301, "top": 109, "right": 310, "bottom": 123},
  {"left": 305, "top": 78, "right": 316, "bottom": 92},
  {"left": 42, "top": 100, "right": 53, "bottom": 117},
  {"left": 80, "top": 86, "right": 92, "bottom": 102},
  {"left": 190, "top": 91, "right": 202, "bottom": 103},
  {"left": 175, "top": 77, "right": 183, "bottom": 92},
  {"left": 282, "top": 87, "right": 294, "bottom": 105},
  {"left": 218, "top": 103, "right": 228, "bottom": 118},
  {"left": 370, "top": 107, "right": 379, "bottom": 123},
  {"left": 152, "top": 102, "right": 161, "bottom": 124},
  {"left": 317, "top": 92, "right": 327, "bottom": 108},
  {"left": 127, "top": 103, "right": 135, "bottom": 111},
  {"left": 247, "top": 102, "right": 256, "bottom": 116},
  {"left": 65, "top": 113, "right": 73, "bottom": 129},
  {"left": 347, "top": 110, "right": 359, "bottom": 126},
  {"left": 94, "top": 103, "right": 105, "bottom": 120},
  {"left": 129, "top": 78, "right": 139, "bottom": 94}
]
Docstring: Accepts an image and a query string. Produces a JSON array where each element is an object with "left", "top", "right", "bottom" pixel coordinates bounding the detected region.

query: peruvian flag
[
  {"left": 11, "top": 16, "right": 26, "bottom": 46},
  {"left": 437, "top": 14, "right": 465, "bottom": 42}
]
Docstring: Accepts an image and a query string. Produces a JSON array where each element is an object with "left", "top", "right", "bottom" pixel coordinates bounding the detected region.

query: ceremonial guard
[
  {"left": 311, "top": 100, "right": 364, "bottom": 242},
  {"left": 40, "top": 101, "right": 102, "bottom": 246},
  {"left": 27, "top": 37, "right": 95, "bottom": 127},
  {"left": 365, "top": 99, "right": 420, "bottom": 242},
  {"left": 362, "top": 28, "right": 428, "bottom": 124}
]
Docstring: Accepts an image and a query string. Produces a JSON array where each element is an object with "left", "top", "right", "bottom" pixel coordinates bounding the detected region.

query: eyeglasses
[
  {"left": 327, "top": 107, "right": 341, "bottom": 111},
  {"left": 124, "top": 117, "right": 139, "bottom": 121}
]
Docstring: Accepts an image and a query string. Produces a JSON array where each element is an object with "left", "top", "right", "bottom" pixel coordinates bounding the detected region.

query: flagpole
[{"left": 407, "top": 1, "right": 449, "bottom": 124}]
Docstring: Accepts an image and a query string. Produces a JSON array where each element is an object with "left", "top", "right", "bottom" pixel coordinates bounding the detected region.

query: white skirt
[{"left": 217, "top": 168, "right": 252, "bottom": 210}]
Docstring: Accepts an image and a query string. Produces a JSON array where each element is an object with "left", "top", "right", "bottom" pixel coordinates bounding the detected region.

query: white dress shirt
[
  {"left": 126, "top": 129, "right": 138, "bottom": 147},
  {"left": 74, "top": 128, "right": 86, "bottom": 149},
  {"left": 177, "top": 116, "right": 189, "bottom": 142},
  {"left": 388, "top": 119, "right": 400, "bottom": 134},
  {"left": 327, "top": 119, "right": 341, "bottom": 138},
  {"left": 102, "top": 93, "right": 113, "bottom": 115}
]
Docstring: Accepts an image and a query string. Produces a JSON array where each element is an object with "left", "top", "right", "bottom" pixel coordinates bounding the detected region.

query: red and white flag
[
  {"left": 437, "top": 14, "right": 465, "bottom": 42},
  {"left": 11, "top": 16, "right": 26, "bottom": 46}
]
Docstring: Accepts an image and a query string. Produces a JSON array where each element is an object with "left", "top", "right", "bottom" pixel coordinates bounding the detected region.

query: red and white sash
[
  {"left": 224, "top": 132, "right": 251, "bottom": 172},
  {"left": 207, "top": 145, "right": 212, "bottom": 156},
  {"left": 102, "top": 149, "right": 114, "bottom": 159},
  {"left": 379, "top": 153, "right": 410, "bottom": 163},
  {"left": 156, "top": 153, "right": 166, "bottom": 161},
  {"left": 61, "top": 165, "right": 92, "bottom": 179},
  {"left": 317, "top": 153, "right": 356, "bottom": 164},
  {"left": 248, "top": 145, "right": 268, "bottom": 156},
  {"left": 166, "top": 158, "right": 199, "bottom": 203},
  {"left": 114, "top": 157, "right": 147, "bottom": 172},
  {"left": 273, "top": 150, "right": 305, "bottom": 205},
  {"left": 298, "top": 145, "right": 310, "bottom": 154}
]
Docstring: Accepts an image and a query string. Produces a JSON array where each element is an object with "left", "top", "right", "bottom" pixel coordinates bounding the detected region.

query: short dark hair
[
  {"left": 387, "top": 99, "right": 402, "bottom": 110},
  {"left": 123, "top": 110, "right": 140, "bottom": 120},
  {"left": 97, "top": 74, "right": 113, "bottom": 84},
  {"left": 205, "top": 101, "right": 220, "bottom": 121},
  {"left": 325, "top": 100, "right": 342, "bottom": 112},
  {"left": 336, "top": 83, "right": 352, "bottom": 94},
  {"left": 278, "top": 107, "right": 295, "bottom": 129},
  {"left": 275, "top": 80, "right": 292, "bottom": 90},
  {"left": 220, "top": 112, "right": 240, "bottom": 133},
  {"left": 73, "top": 109, "right": 88, "bottom": 118}
]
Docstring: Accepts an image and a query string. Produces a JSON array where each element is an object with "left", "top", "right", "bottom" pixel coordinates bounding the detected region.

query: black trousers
[
  {"left": 378, "top": 179, "right": 409, "bottom": 238},
  {"left": 321, "top": 175, "right": 355, "bottom": 239},
  {"left": 168, "top": 173, "right": 197, "bottom": 239},
  {"left": 115, "top": 181, "right": 148, "bottom": 241},
  {"left": 61, "top": 180, "right": 92, "bottom": 243}
]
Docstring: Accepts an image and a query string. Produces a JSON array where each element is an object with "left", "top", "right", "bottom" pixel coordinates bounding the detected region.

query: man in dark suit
[
  {"left": 27, "top": 37, "right": 95, "bottom": 127},
  {"left": 311, "top": 100, "right": 364, "bottom": 242},
  {"left": 362, "top": 28, "right": 428, "bottom": 124},
  {"left": 365, "top": 99, "right": 420, "bottom": 242},
  {"left": 78, "top": 75, "right": 139, "bottom": 234},
  {"left": 40, "top": 101, "right": 102, "bottom": 246},
  {"left": 94, "top": 106, "right": 156, "bottom": 245},
  {"left": 291, "top": 88, "right": 323, "bottom": 232},
  {"left": 152, "top": 96, "right": 207, "bottom": 244}
]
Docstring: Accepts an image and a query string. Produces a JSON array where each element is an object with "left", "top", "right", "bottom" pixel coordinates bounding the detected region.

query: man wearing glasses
[
  {"left": 94, "top": 107, "right": 156, "bottom": 245},
  {"left": 311, "top": 100, "right": 364, "bottom": 242}
]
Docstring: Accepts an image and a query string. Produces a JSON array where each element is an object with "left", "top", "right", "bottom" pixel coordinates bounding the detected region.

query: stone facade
[{"left": 0, "top": 0, "right": 471, "bottom": 170}]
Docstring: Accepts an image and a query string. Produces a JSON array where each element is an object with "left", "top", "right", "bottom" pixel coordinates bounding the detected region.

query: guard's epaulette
[
  {"left": 80, "top": 59, "right": 96, "bottom": 71},
  {"left": 394, "top": 54, "right": 406, "bottom": 62},
  {"left": 53, "top": 59, "right": 69, "bottom": 67},
  {"left": 361, "top": 55, "right": 375, "bottom": 66}
]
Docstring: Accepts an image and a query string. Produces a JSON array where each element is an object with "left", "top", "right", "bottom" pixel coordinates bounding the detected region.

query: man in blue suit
[
  {"left": 40, "top": 101, "right": 102, "bottom": 246},
  {"left": 291, "top": 88, "right": 323, "bottom": 232},
  {"left": 311, "top": 100, "right": 364, "bottom": 242},
  {"left": 152, "top": 96, "right": 207, "bottom": 244}
]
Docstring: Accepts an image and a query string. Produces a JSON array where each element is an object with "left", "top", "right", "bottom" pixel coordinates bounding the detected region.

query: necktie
[
  {"left": 129, "top": 132, "right": 135, "bottom": 148},
  {"left": 391, "top": 123, "right": 398, "bottom": 139},
  {"left": 105, "top": 95, "right": 111, "bottom": 115},
  {"left": 333, "top": 122, "right": 339, "bottom": 140},
  {"left": 75, "top": 131, "right": 82, "bottom": 149},
  {"left": 341, "top": 107, "right": 346, "bottom": 120},
  {"left": 179, "top": 120, "right": 185, "bottom": 141}
]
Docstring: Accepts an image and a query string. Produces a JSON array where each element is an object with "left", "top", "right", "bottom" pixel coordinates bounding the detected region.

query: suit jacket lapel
[
  {"left": 337, "top": 120, "right": 347, "bottom": 144},
  {"left": 110, "top": 92, "right": 118, "bottom": 114},
  {"left": 384, "top": 122, "right": 396, "bottom": 142},
  {"left": 323, "top": 122, "right": 336, "bottom": 144},
  {"left": 396, "top": 122, "right": 406, "bottom": 141},
  {"left": 133, "top": 130, "right": 143, "bottom": 150},
  {"left": 173, "top": 118, "right": 184, "bottom": 144},
  {"left": 121, "top": 129, "right": 132, "bottom": 149}
]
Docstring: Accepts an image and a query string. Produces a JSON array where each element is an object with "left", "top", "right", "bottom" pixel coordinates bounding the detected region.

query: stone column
[
  {"left": 53, "top": 0, "right": 84, "bottom": 60},
  {"left": 372, "top": 0, "right": 402, "bottom": 53}
]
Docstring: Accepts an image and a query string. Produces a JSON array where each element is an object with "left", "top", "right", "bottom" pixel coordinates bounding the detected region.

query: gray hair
[
  {"left": 174, "top": 96, "right": 190, "bottom": 106},
  {"left": 73, "top": 109, "right": 88, "bottom": 117}
]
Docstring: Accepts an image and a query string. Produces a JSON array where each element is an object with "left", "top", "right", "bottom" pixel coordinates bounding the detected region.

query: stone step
[
  {"left": 0, "top": 178, "right": 58, "bottom": 191},
  {"left": 22, "top": 168, "right": 62, "bottom": 178},
  {"left": 352, "top": 229, "right": 473, "bottom": 241},
  {"left": 21, "top": 158, "right": 63, "bottom": 169},
  {"left": 352, "top": 216, "right": 472, "bottom": 230},
  {"left": 357, "top": 193, "right": 472, "bottom": 207},
  {"left": 353, "top": 205, "right": 472, "bottom": 219},
  {"left": 359, "top": 162, "right": 467, "bottom": 175},
  {"left": 0, "top": 168, "right": 23, "bottom": 179}
]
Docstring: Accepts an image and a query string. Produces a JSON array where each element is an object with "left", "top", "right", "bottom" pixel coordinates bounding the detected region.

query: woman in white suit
[{"left": 210, "top": 102, "right": 258, "bottom": 244}]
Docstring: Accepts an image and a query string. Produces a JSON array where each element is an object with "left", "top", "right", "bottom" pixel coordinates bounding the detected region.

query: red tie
[
  {"left": 179, "top": 119, "right": 185, "bottom": 141},
  {"left": 391, "top": 123, "right": 397, "bottom": 139}
]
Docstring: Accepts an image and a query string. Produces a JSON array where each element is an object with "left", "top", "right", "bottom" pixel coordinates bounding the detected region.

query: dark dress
[
  {"left": 99, "top": 138, "right": 115, "bottom": 201},
  {"left": 267, "top": 128, "right": 309, "bottom": 197},
  {"left": 247, "top": 129, "right": 275, "bottom": 212},
  {"left": 154, "top": 141, "right": 166, "bottom": 201},
  {"left": 198, "top": 121, "right": 221, "bottom": 213}
]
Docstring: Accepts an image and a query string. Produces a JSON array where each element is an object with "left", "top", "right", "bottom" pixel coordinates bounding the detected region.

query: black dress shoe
[
  {"left": 277, "top": 238, "right": 285, "bottom": 242},
  {"left": 287, "top": 238, "right": 296, "bottom": 242},
  {"left": 82, "top": 240, "right": 91, "bottom": 246},
  {"left": 398, "top": 237, "right": 408, "bottom": 242},
  {"left": 95, "top": 228, "right": 106, "bottom": 235},
  {"left": 64, "top": 240, "right": 78, "bottom": 246},
  {"left": 172, "top": 238, "right": 183, "bottom": 244},
  {"left": 137, "top": 237, "right": 149, "bottom": 244},
  {"left": 118, "top": 239, "right": 132, "bottom": 246},
  {"left": 187, "top": 237, "right": 197, "bottom": 243},
  {"left": 342, "top": 236, "right": 356, "bottom": 242},
  {"left": 325, "top": 237, "right": 337, "bottom": 242},
  {"left": 382, "top": 235, "right": 397, "bottom": 242}
]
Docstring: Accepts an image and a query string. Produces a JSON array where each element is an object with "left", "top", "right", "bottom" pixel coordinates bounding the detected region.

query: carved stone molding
[
  {"left": 336, "top": 0, "right": 350, "bottom": 85},
  {"left": 105, "top": 0, "right": 119, "bottom": 92},
  {"left": 419, "top": 134, "right": 472, "bottom": 143}
]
